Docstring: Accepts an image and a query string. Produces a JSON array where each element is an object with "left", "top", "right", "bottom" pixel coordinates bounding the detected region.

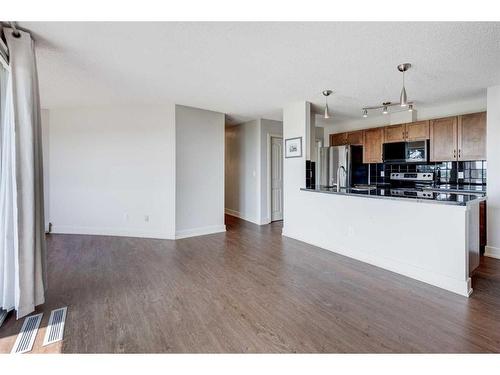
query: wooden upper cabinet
[
  {"left": 384, "top": 121, "right": 429, "bottom": 143},
  {"left": 346, "top": 130, "right": 364, "bottom": 145},
  {"left": 363, "top": 127, "right": 384, "bottom": 163},
  {"left": 458, "top": 112, "right": 486, "bottom": 160},
  {"left": 330, "top": 132, "right": 347, "bottom": 146},
  {"left": 430, "top": 116, "right": 458, "bottom": 162},
  {"left": 406, "top": 120, "right": 430, "bottom": 141},
  {"left": 384, "top": 124, "right": 406, "bottom": 143}
]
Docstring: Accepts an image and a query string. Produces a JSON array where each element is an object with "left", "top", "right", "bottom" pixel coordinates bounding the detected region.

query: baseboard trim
[
  {"left": 51, "top": 225, "right": 173, "bottom": 240},
  {"left": 485, "top": 245, "right": 500, "bottom": 259},
  {"left": 225, "top": 208, "right": 267, "bottom": 225},
  {"left": 175, "top": 225, "right": 226, "bottom": 239},
  {"left": 282, "top": 229, "right": 472, "bottom": 298}
]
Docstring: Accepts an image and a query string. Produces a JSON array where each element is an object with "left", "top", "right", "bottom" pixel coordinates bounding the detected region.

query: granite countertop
[{"left": 300, "top": 186, "right": 486, "bottom": 206}]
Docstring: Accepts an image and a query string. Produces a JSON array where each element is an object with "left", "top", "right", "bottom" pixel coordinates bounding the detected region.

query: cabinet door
[
  {"left": 430, "top": 117, "right": 457, "bottom": 161},
  {"left": 346, "top": 130, "right": 363, "bottom": 145},
  {"left": 330, "top": 132, "right": 347, "bottom": 146},
  {"left": 458, "top": 112, "right": 486, "bottom": 161},
  {"left": 384, "top": 124, "right": 406, "bottom": 143},
  {"left": 406, "top": 120, "right": 430, "bottom": 141},
  {"left": 363, "top": 128, "right": 384, "bottom": 163},
  {"left": 480, "top": 201, "right": 487, "bottom": 250}
]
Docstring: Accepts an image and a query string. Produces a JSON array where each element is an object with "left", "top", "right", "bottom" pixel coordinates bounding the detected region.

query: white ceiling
[{"left": 15, "top": 22, "right": 500, "bottom": 125}]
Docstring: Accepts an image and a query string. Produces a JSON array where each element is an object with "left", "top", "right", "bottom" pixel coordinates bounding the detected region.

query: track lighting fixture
[
  {"left": 322, "top": 90, "right": 333, "bottom": 119},
  {"left": 361, "top": 63, "right": 415, "bottom": 117}
]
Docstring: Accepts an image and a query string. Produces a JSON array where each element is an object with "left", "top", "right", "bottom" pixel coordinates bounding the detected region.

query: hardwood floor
[{"left": 1, "top": 215, "right": 500, "bottom": 353}]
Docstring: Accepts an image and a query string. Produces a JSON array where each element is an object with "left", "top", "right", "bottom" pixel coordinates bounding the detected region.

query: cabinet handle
[
  {"left": 459, "top": 149, "right": 461, "bottom": 159},
  {"left": 453, "top": 149, "right": 456, "bottom": 159}
]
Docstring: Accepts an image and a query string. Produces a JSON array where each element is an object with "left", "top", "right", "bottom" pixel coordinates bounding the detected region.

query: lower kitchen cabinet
[{"left": 480, "top": 201, "right": 487, "bottom": 253}]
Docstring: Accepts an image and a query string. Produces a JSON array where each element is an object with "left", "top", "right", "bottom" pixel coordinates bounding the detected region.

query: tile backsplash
[
  {"left": 305, "top": 160, "right": 316, "bottom": 188},
  {"left": 370, "top": 161, "right": 486, "bottom": 185}
]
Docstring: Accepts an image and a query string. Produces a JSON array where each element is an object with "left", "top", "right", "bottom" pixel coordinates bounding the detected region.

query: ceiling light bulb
[
  {"left": 408, "top": 104, "right": 413, "bottom": 112},
  {"left": 400, "top": 86, "right": 408, "bottom": 107},
  {"left": 362, "top": 109, "right": 368, "bottom": 118},
  {"left": 382, "top": 106, "right": 388, "bottom": 114}
]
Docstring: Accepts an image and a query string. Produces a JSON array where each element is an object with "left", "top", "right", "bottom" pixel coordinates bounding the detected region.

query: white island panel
[{"left": 283, "top": 190, "right": 472, "bottom": 296}]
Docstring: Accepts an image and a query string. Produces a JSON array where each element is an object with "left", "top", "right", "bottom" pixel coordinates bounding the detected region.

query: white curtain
[
  {"left": 0, "top": 47, "right": 18, "bottom": 314},
  {"left": 0, "top": 28, "right": 46, "bottom": 319}
]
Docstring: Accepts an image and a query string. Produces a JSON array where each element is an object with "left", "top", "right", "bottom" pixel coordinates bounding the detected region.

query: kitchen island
[{"left": 283, "top": 187, "right": 485, "bottom": 296}]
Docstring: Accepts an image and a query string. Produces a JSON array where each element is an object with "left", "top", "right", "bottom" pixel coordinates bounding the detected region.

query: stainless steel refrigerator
[{"left": 316, "top": 145, "right": 367, "bottom": 189}]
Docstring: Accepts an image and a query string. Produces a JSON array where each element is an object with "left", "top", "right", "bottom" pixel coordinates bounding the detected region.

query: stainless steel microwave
[{"left": 383, "top": 140, "right": 428, "bottom": 163}]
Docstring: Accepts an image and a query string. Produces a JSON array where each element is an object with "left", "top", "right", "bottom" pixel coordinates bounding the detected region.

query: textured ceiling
[{"left": 16, "top": 22, "right": 500, "bottom": 125}]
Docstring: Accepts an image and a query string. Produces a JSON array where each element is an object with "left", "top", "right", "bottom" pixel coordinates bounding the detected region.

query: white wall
[
  {"left": 224, "top": 120, "right": 260, "bottom": 224},
  {"left": 485, "top": 86, "right": 500, "bottom": 259},
  {"left": 282, "top": 102, "right": 309, "bottom": 235},
  {"left": 260, "top": 119, "right": 283, "bottom": 224},
  {"left": 175, "top": 105, "right": 225, "bottom": 238},
  {"left": 48, "top": 106, "right": 176, "bottom": 239}
]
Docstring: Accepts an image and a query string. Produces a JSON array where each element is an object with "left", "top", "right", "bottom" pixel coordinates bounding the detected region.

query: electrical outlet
[
  {"left": 380, "top": 171, "right": 385, "bottom": 177},
  {"left": 144, "top": 215, "right": 150, "bottom": 223},
  {"left": 458, "top": 171, "right": 464, "bottom": 179}
]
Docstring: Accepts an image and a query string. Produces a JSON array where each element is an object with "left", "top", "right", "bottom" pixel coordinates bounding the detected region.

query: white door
[{"left": 271, "top": 137, "right": 283, "bottom": 221}]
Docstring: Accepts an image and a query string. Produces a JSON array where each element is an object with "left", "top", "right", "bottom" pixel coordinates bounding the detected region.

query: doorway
[{"left": 269, "top": 136, "right": 283, "bottom": 222}]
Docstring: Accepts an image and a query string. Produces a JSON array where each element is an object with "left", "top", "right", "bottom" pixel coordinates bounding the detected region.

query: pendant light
[
  {"left": 398, "top": 63, "right": 411, "bottom": 107},
  {"left": 361, "top": 63, "right": 415, "bottom": 117},
  {"left": 322, "top": 90, "right": 333, "bottom": 119}
]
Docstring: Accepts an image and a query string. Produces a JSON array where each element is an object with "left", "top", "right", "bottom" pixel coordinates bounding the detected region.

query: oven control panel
[
  {"left": 390, "top": 189, "right": 433, "bottom": 199},
  {"left": 390, "top": 172, "right": 434, "bottom": 181}
]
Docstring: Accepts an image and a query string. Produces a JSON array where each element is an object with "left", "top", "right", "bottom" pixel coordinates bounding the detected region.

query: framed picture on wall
[{"left": 285, "top": 137, "right": 302, "bottom": 158}]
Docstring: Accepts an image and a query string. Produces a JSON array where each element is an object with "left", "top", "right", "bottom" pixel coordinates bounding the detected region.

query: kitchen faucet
[{"left": 337, "top": 165, "right": 346, "bottom": 192}]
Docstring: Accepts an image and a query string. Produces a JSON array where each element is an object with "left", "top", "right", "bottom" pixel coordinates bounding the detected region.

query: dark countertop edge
[
  {"left": 422, "top": 186, "right": 486, "bottom": 194},
  {"left": 300, "top": 188, "right": 486, "bottom": 207}
]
